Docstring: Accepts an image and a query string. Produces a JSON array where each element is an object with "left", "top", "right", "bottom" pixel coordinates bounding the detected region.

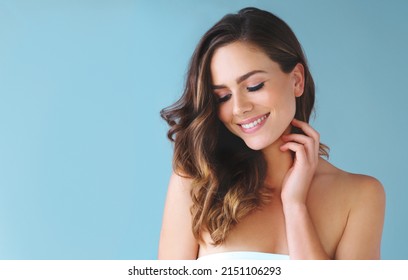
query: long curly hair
[{"left": 160, "top": 7, "right": 329, "bottom": 245}]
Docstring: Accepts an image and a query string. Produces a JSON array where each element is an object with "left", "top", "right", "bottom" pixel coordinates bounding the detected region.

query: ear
[{"left": 292, "top": 63, "right": 305, "bottom": 97}]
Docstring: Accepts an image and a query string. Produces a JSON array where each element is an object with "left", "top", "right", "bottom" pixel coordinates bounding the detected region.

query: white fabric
[{"left": 197, "top": 251, "right": 290, "bottom": 260}]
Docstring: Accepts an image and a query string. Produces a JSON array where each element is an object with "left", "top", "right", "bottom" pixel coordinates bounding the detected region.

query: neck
[{"left": 262, "top": 135, "right": 293, "bottom": 191}]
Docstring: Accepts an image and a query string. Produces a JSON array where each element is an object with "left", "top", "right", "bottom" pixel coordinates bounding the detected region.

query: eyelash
[
  {"left": 216, "top": 82, "right": 265, "bottom": 104},
  {"left": 247, "top": 82, "right": 264, "bottom": 92},
  {"left": 217, "top": 94, "right": 231, "bottom": 103}
]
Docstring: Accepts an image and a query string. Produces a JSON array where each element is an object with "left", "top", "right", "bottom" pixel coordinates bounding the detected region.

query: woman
[{"left": 159, "top": 7, "right": 385, "bottom": 260}]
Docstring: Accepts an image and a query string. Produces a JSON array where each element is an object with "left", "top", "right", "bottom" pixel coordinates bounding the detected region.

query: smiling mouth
[{"left": 239, "top": 113, "right": 270, "bottom": 129}]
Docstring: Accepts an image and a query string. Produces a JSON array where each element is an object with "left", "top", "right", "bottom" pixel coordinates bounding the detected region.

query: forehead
[{"left": 210, "top": 41, "right": 274, "bottom": 84}]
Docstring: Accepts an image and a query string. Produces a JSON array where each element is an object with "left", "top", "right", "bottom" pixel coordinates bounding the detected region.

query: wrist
[
  {"left": 280, "top": 189, "right": 309, "bottom": 207},
  {"left": 282, "top": 201, "right": 308, "bottom": 214}
]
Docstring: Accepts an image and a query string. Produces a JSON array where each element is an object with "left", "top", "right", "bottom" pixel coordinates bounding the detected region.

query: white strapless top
[{"left": 198, "top": 251, "right": 290, "bottom": 260}]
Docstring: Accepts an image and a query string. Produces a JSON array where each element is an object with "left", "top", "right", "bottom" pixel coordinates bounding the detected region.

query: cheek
[
  {"left": 217, "top": 104, "right": 238, "bottom": 134},
  {"left": 283, "top": 95, "right": 296, "bottom": 116},
  {"left": 263, "top": 90, "right": 296, "bottom": 123},
  {"left": 278, "top": 96, "right": 296, "bottom": 123},
  {"left": 263, "top": 91, "right": 294, "bottom": 109},
  {"left": 217, "top": 104, "right": 232, "bottom": 124}
]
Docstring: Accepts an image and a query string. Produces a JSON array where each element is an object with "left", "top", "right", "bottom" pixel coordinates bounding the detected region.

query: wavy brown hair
[{"left": 160, "top": 7, "right": 329, "bottom": 245}]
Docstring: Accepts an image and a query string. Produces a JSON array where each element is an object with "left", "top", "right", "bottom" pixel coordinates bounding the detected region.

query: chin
[
  {"left": 243, "top": 140, "right": 269, "bottom": 151},
  {"left": 242, "top": 133, "right": 282, "bottom": 151}
]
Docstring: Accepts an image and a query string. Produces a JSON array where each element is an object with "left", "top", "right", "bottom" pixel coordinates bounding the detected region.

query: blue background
[{"left": 0, "top": 0, "right": 407, "bottom": 259}]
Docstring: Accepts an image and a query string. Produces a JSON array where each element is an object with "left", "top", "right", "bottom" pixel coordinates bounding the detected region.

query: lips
[{"left": 237, "top": 113, "right": 270, "bottom": 132}]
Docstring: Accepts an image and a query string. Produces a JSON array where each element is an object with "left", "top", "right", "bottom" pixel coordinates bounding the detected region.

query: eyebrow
[{"left": 211, "top": 70, "right": 267, "bottom": 89}]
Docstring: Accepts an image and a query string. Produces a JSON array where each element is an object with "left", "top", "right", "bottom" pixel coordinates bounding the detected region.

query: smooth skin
[{"left": 158, "top": 41, "right": 385, "bottom": 260}]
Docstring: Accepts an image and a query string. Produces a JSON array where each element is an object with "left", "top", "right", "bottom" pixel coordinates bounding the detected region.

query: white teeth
[{"left": 241, "top": 114, "right": 267, "bottom": 129}]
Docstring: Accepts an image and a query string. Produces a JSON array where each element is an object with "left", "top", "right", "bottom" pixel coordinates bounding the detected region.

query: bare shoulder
[
  {"left": 158, "top": 172, "right": 198, "bottom": 259},
  {"left": 313, "top": 158, "right": 385, "bottom": 200},
  {"left": 311, "top": 158, "right": 385, "bottom": 216},
  {"left": 345, "top": 172, "right": 385, "bottom": 205},
  {"left": 311, "top": 158, "right": 385, "bottom": 259},
  {"left": 167, "top": 171, "right": 194, "bottom": 197}
]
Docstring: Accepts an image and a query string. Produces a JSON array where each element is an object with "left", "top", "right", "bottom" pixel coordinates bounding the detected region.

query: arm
[
  {"left": 282, "top": 204, "right": 330, "bottom": 259},
  {"left": 158, "top": 172, "right": 199, "bottom": 259},
  {"left": 280, "top": 120, "right": 385, "bottom": 259},
  {"left": 334, "top": 177, "right": 385, "bottom": 259},
  {"left": 280, "top": 119, "right": 329, "bottom": 259}
]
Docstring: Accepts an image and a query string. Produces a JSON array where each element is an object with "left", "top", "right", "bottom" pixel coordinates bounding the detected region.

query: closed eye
[
  {"left": 217, "top": 94, "right": 231, "bottom": 104},
  {"left": 247, "top": 82, "right": 264, "bottom": 92}
]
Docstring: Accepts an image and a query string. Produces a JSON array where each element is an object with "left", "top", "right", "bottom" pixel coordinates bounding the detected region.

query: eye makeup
[{"left": 246, "top": 82, "right": 264, "bottom": 92}]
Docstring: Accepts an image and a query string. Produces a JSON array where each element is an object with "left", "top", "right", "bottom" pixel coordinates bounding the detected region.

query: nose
[{"left": 232, "top": 94, "right": 253, "bottom": 116}]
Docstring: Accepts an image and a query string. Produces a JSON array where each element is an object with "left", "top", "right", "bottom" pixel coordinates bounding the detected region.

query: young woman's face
[{"left": 210, "top": 41, "right": 304, "bottom": 151}]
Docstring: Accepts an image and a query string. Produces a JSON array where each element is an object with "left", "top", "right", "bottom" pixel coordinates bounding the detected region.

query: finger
[
  {"left": 281, "top": 133, "right": 314, "bottom": 145},
  {"left": 291, "top": 119, "right": 320, "bottom": 142},
  {"left": 280, "top": 142, "right": 308, "bottom": 165},
  {"left": 290, "top": 119, "right": 320, "bottom": 153},
  {"left": 281, "top": 133, "right": 316, "bottom": 163}
]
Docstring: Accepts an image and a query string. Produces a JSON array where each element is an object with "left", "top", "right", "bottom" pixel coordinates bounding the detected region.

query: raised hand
[{"left": 279, "top": 119, "right": 320, "bottom": 206}]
